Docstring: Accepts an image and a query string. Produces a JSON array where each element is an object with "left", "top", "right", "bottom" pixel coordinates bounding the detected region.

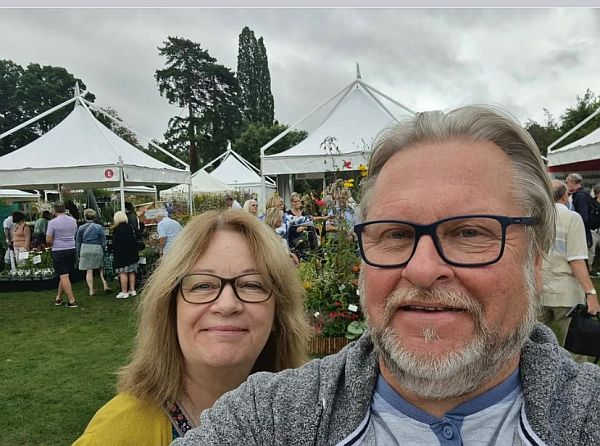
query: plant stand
[{"left": 308, "top": 336, "right": 353, "bottom": 356}]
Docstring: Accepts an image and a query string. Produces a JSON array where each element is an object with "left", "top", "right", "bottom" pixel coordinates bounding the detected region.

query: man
[
  {"left": 46, "top": 202, "right": 78, "bottom": 308},
  {"left": 540, "top": 180, "right": 600, "bottom": 362},
  {"left": 173, "top": 106, "right": 600, "bottom": 446},
  {"left": 224, "top": 194, "right": 242, "bottom": 209},
  {"left": 566, "top": 173, "right": 592, "bottom": 250},
  {"left": 2, "top": 212, "right": 15, "bottom": 267},
  {"left": 156, "top": 211, "right": 182, "bottom": 257},
  {"left": 588, "top": 183, "right": 600, "bottom": 277}
]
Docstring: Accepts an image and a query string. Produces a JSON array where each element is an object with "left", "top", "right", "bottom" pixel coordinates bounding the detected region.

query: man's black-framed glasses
[
  {"left": 354, "top": 215, "right": 538, "bottom": 268},
  {"left": 179, "top": 273, "right": 273, "bottom": 304}
]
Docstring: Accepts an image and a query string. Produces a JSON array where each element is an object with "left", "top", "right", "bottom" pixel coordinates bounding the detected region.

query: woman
[
  {"left": 76, "top": 209, "right": 111, "bottom": 296},
  {"left": 72, "top": 211, "right": 311, "bottom": 445},
  {"left": 242, "top": 199, "right": 259, "bottom": 217},
  {"left": 264, "top": 207, "right": 299, "bottom": 266},
  {"left": 11, "top": 211, "right": 30, "bottom": 264},
  {"left": 32, "top": 210, "right": 50, "bottom": 249},
  {"left": 112, "top": 210, "right": 139, "bottom": 299},
  {"left": 286, "top": 192, "right": 318, "bottom": 259}
]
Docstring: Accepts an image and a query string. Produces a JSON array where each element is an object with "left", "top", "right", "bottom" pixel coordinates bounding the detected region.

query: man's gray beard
[{"left": 360, "top": 254, "right": 540, "bottom": 400}]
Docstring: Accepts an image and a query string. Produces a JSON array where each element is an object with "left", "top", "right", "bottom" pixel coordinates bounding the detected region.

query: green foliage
[
  {"left": 233, "top": 122, "right": 307, "bottom": 167},
  {"left": 237, "top": 27, "right": 274, "bottom": 125},
  {"left": 192, "top": 191, "right": 246, "bottom": 214},
  {"left": 0, "top": 60, "right": 95, "bottom": 157},
  {"left": 155, "top": 36, "right": 242, "bottom": 173},
  {"left": 300, "top": 178, "right": 364, "bottom": 338}
]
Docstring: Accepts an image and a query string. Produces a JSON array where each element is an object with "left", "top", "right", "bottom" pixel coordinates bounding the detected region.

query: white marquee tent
[
  {"left": 204, "top": 144, "right": 276, "bottom": 202},
  {"left": 259, "top": 67, "right": 415, "bottom": 204},
  {"left": 160, "top": 169, "right": 230, "bottom": 200},
  {"left": 547, "top": 106, "right": 600, "bottom": 185},
  {"left": 0, "top": 189, "right": 40, "bottom": 202},
  {"left": 0, "top": 86, "right": 191, "bottom": 211}
]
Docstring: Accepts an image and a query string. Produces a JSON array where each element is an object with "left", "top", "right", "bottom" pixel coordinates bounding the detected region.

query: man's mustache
[{"left": 381, "top": 287, "right": 484, "bottom": 326}]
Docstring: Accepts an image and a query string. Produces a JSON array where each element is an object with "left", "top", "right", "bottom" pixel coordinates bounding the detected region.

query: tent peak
[{"left": 356, "top": 62, "right": 361, "bottom": 80}]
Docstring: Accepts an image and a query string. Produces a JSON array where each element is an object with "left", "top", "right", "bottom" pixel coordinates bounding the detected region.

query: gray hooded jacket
[{"left": 173, "top": 324, "right": 600, "bottom": 446}]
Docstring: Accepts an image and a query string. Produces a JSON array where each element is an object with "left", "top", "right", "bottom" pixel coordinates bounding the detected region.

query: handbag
[
  {"left": 564, "top": 304, "right": 600, "bottom": 360},
  {"left": 133, "top": 227, "right": 145, "bottom": 251}
]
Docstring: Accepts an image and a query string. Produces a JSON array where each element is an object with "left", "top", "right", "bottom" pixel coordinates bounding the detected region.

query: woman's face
[
  {"left": 291, "top": 197, "right": 302, "bottom": 211},
  {"left": 250, "top": 202, "right": 258, "bottom": 215},
  {"left": 177, "top": 230, "right": 276, "bottom": 373}
]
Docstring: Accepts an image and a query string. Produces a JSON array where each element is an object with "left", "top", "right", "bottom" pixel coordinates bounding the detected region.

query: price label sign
[
  {"left": 348, "top": 304, "right": 358, "bottom": 313},
  {"left": 33, "top": 255, "right": 42, "bottom": 265},
  {"left": 138, "top": 257, "right": 147, "bottom": 265},
  {"left": 18, "top": 251, "right": 29, "bottom": 260}
]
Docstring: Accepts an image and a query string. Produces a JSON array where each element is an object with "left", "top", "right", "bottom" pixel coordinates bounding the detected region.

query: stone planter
[{"left": 308, "top": 336, "right": 353, "bottom": 356}]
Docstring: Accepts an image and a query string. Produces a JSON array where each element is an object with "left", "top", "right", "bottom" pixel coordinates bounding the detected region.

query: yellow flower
[
  {"left": 358, "top": 164, "right": 369, "bottom": 177},
  {"left": 303, "top": 281, "right": 312, "bottom": 290}
]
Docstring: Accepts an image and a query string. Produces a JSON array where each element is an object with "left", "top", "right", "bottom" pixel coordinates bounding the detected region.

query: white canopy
[
  {"left": 0, "top": 101, "right": 190, "bottom": 190},
  {"left": 205, "top": 145, "right": 276, "bottom": 201},
  {"left": 160, "top": 169, "right": 230, "bottom": 199},
  {"left": 0, "top": 189, "right": 40, "bottom": 201},
  {"left": 261, "top": 72, "right": 415, "bottom": 176},
  {"left": 547, "top": 106, "right": 600, "bottom": 185},
  {"left": 547, "top": 126, "right": 600, "bottom": 173}
]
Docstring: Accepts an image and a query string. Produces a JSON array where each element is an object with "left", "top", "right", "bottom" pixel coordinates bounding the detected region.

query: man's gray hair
[
  {"left": 156, "top": 211, "right": 166, "bottom": 220},
  {"left": 359, "top": 105, "right": 555, "bottom": 258},
  {"left": 566, "top": 172, "right": 583, "bottom": 184}
]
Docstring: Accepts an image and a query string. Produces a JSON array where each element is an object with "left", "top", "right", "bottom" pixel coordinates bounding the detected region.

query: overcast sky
[{"left": 2, "top": 8, "right": 599, "bottom": 143}]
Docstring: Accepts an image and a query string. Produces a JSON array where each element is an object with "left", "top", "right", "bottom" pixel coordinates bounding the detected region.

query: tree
[
  {"left": 525, "top": 89, "right": 600, "bottom": 156},
  {"left": 557, "top": 89, "right": 600, "bottom": 147},
  {"left": 0, "top": 60, "right": 94, "bottom": 156},
  {"left": 155, "top": 36, "right": 242, "bottom": 173},
  {"left": 237, "top": 27, "right": 274, "bottom": 125},
  {"left": 233, "top": 122, "right": 307, "bottom": 167},
  {"left": 524, "top": 109, "right": 560, "bottom": 157}
]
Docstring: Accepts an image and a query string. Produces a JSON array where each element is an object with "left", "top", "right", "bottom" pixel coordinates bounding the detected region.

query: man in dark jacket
[
  {"left": 566, "top": 172, "right": 592, "bottom": 248},
  {"left": 173, "top": 106, "right": 600, "bottom": 446}
]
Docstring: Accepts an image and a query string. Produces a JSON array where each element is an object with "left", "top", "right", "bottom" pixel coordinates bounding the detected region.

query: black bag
[
  {"left": 564, "top": 304, "right": 600, "bottom": 359},
  {"left": 589, "top": 198, "right": 600, "bottom": 230}
]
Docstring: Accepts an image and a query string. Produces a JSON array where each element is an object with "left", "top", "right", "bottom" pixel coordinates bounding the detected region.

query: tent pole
[
  {"left": 0, "top": 97, "right": 77, "bottom": 141},
  {"left": 188, "top": 179, "right": 193, "bottom": 215},
  {"left": 119, "top": 158, "right": 125, "bottom": 212},
  {"left": 58, "top": 184, "right": 62, "bottom": 202}
]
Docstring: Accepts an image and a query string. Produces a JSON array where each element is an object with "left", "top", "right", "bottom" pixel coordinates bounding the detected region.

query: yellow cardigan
[{"left": 71, "top": 393, "right": 173, "bottom": 446}]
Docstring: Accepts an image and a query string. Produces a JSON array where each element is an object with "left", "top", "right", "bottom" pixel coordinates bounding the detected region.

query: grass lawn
[{"left": 0, "top": 279, "right": 137, "bottom": 446}]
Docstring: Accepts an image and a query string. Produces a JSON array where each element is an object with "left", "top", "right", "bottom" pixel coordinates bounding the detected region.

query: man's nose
[{"left": 400, "top": 235, "right": 454, "bottom": 288}]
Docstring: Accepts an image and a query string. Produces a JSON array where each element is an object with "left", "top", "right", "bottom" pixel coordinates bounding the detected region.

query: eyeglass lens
[
  {"left": 180, "top": 273, "right": 271, "bottom": 303},
  {"left": 360, "top": 217, "right": 504, "bottom": 266}
]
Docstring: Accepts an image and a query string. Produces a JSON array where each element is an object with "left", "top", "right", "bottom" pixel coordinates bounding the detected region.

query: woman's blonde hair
[
  {"left": 118, "top": 210, "right": 311, "bottom": 405},
  {"left": 265, "top": 194, "right": 283, "bottom": 209},
  {"left": 263, "top": 207, "right": 283, "bottom": 229},
  {"left": 113, "top": 210, "right": 128, "bottom": 226}
]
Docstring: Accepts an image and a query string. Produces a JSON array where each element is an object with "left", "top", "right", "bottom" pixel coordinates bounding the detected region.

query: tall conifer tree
[{"left": 237, "top": 27, "right": 274, "bottom": 126}]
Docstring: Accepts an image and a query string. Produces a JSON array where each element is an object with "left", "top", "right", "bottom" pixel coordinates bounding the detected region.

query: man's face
[
  {"left": 362, "top": 139, "right": 540, "bottom": 398},
  {"left": 566, "top": 179, "right": 579, "bottom": 193}
]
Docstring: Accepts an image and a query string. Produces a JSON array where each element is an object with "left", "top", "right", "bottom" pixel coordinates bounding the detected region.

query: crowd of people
[
  {"left": 3, "top": 104, "right": 600, "bottom": 445},
  {"left": 1, "top": 201, "right": 179, "bottom": 305}
]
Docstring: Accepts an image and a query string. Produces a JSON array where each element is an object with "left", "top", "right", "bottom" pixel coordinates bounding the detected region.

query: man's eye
[{"left": 459, "top": 228, "right": 480, "bottom": 238}]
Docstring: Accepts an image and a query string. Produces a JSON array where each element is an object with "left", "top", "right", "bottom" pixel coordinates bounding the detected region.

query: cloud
[{"left": 1, "top": 8, "right": 600, "bottom": 142}]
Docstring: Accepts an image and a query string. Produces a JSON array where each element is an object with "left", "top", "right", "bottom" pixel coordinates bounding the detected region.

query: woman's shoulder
[{"left": 72, "top": 393, "right": 172, "bottom": 446}]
